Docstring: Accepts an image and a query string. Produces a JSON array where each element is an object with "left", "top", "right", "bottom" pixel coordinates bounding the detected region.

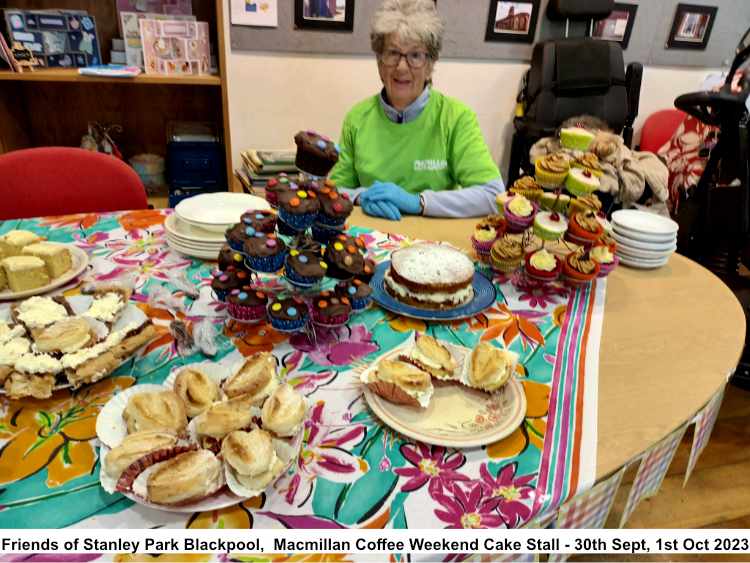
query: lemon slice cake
[
  {"left": 1, "top": 256, "right": 50, "bottom": 292},
  {"left": 22, "top": 242, "right": 72, "bottom": 278},
  {"left": 0, "top": 264, "right": 6, "bottom": 291},
  {"left": 0, "top": 230, "right": 43, "bottom": 257}
]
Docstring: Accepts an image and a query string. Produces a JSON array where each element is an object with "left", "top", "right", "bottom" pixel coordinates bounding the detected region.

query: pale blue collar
[{"left": 379, "top": 86, "right": 430, "bottom": 124}]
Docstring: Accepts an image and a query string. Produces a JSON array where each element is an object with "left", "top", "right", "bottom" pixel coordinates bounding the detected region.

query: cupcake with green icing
[
  {"left": 539, "top": 192, "right": 571, "bottom": 213},
  {"left": 533, "top": 211, "right": 569, "bottom": 241},
  {"left": 572, "top": 152, "right": 604, "bottom": 177},
  {"left": 560, "top": 127, "right": 595, "bottom": 151},
  {"left": 565, "top": 168, "right": 600, "bottom": 197}
]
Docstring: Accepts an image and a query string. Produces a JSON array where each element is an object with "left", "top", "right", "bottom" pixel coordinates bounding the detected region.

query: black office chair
[{"left": 507, "top": 0, "right": 643, "bottom": 185}]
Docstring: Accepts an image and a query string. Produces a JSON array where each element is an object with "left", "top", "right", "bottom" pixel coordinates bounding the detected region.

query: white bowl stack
[
  {"left": 611, "top": 209, "right": 679, "bottom": 269},
  {"left": 167, "top": 193, "right": 271, "bottom": 260}
]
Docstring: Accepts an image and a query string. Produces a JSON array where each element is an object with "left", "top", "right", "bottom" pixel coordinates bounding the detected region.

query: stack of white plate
[
  {"left": 167, "top": 192, "right": 271, "bottom": 260},
  {"left": 611, "top": 209, "right": 679, "bottom": 269}
]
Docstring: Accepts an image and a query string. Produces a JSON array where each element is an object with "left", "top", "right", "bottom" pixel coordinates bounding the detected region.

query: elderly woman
[{"left": 329, "top": 0, "right": 504, "bottom": 219}]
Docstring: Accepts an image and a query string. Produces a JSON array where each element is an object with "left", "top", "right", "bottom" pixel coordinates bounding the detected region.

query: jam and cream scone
[
  {"left": 466, "top": 342, "right": 518, "bottom": 392},
  {"left": 362, "top": 359, "right": 433, "bottom": 408}
]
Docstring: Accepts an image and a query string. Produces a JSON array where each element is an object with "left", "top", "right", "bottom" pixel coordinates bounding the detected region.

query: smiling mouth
[{"left": 393, "top": 78, "right": 411, "bottom": 87}]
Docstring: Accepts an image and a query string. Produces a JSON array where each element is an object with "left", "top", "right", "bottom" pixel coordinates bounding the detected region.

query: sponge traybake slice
[
  {"left": 1, "top": 256, "right": 50, "bottom": 292},
  {"left": 0, "top": 230, "right": 43, "bottom": 257},
  {"left": 22, "top": 242, "right": 72, "bottom": 279}
]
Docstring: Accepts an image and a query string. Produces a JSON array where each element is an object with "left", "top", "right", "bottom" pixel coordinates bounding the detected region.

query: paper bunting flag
[
  {"left": 619, "top": 424, "right": 687, "bottom": 528},
  {"left": 547, "top": 466, "right": 626, "bottom": 562},
  {"left": 684, "top": 387, "right": 724, "bottom": 486}
]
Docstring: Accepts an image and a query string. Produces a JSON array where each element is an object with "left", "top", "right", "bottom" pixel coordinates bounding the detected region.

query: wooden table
[{"left": 348, "top": 208, "right": 746, "bottom": 479}]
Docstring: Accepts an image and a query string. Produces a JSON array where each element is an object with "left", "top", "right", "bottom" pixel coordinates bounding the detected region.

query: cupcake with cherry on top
[
  {"left": 566, "top": 211, "right": 604, "bottom": 247},
  {"left": 471, "top": 215, "right": 506, "bottom": 261}
]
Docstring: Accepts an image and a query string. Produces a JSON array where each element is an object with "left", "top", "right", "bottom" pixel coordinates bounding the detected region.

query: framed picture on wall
[
  {"left": 485, "top": 0, "right": 540, "bottom": 44},
  {"left": 294, "top": 0, "right": 354, "bottom": 32},
  {"left": 590, "top": 2, "right": 637, "bottom": 50},
  {"left": 667, "top": 3, "right": 717, "bottom": 50}
]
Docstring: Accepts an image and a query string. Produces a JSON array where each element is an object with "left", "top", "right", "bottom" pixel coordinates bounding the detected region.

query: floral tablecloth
[{"left": 0, "top": 210, "right": 605, "bottom": 561}]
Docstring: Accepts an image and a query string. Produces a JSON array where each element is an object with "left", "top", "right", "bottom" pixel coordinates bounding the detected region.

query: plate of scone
[
  {"left": 0, "top": 230, "right": 90, "bottom": 301},
  {"left": 95, "top": 352, "right": 307, "bottom": 512},
  {"left": 0, "top": 289, "right": 157, "bottom": 399},
  {"left": 371, "top": 244, "right": 497, "bottom": 321},
  {"left": 360, "top": 333, "right": 526, "bottom": 448}
]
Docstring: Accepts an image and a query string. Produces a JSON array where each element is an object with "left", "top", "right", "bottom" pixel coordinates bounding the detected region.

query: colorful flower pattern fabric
[{"left": 0, "top": 210, "right": 606, "bottom": 562}]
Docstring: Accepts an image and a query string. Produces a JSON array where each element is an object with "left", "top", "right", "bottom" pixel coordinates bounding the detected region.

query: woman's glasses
[{"left": 379, "top": 49, "right": 430, "bottom": 69}]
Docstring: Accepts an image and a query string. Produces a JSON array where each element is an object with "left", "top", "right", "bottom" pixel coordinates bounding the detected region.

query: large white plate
[
  {"left": 175, "top": 193, "right": 270, "bottom": 232},
  {"left": 612, "top": 225, "right": 676, "bottom": 244},
  {"left": 363, "top": 376, "right": 526, "bottom": 448},
  {"left": 615, "top": 243, "right": 676, "bottom": 260},
  {"left": 617, "top": 253, "right": 671, "bottom": 269},
  {"left": 164, "top": 213, "right": 227, "bottom": 244},
  {"left": 166, "top": 238, "right": 221, "bottom": 261},
  {"left": 0, "top": 244, "right": 89, "bottom": 301},
  {"left": 611, "top": 231, "right": 677, "bottom": 252},
  {"left": 612, "top": 209, "right": 679, "bottom": 236},
  {"left": 166, "top": 233, "right": 224, "bottom": 251}
]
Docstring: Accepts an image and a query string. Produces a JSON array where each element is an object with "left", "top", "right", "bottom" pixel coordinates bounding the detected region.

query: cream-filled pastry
[
  {"left": 234, "top": 457, "right": 285, "bottom": 492},
  {"left": 104, "top": 431, "right": 179, "bottom": 479},
  {"left": 467, "top": 342, "right": 518, "bottom": 392},
  {"left": 123, "top": 390, "right": 187, "bottom": 435},
  {"left": 4, "top": 372, "right": 55, "bottom": 399},
  {"left": 143, "top": 449, "right": 224, "bottom": 505},
  {"left": 173, "top": 367, "right": 221, "bottom": 418},
  {"left": 408, "top": 334, "right": 458, "bottom": 380},
  {"left": 193, "top": 399, "right": 254, "bottom": 440},
  {"left": 35, "top": 318, "right": 94, "bottom": 354},
  {"left": 260, "top": 384, "right": 306, "bottom": 437},
  {"left": 364, "top": 359, "right": 433, "bottom": 408},
  {"left": 221, "top": 429, "right": 276, "bottom": 477},
  {"left": 223, "top": 352, "right": 278, "bottom": 401}
]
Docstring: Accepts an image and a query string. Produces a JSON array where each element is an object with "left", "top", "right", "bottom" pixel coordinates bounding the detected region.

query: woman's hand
[
  {"left": 361, "top": 182, "right": 422, "bottom": 215},
  {"left": 361, "top": 198, "right": 402, "bottom": 221}
]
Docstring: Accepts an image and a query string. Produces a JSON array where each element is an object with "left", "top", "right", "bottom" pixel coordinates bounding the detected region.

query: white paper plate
[
  {"left": 611, "top": 231, "right": 678, "bottom": 252},
  {"left": 166, "top": 238, "right": 221, "bottom": 261},
  {"left": 175, "top": 193, "right": 270, "bottom": 232},
  {"left": 0, "top": 245, "right": 89, "bottom": 301},
  {"left": 612, "top": 209, "right": 679, "bottom": 236},
  {"left": 95, "top": 383, "right": 169, "bottom": 448},
  {"left": 617, "top": 253, "right": 671, "bottom": 269},
  {"left": 164, "top": 213, "right": 227, "bottom": 244},
  {"left": 614, "top": 243, "right": 676, "bottom": 260},
  {"left": 166, "top": 233, "right": 224, "bottom": 251}
]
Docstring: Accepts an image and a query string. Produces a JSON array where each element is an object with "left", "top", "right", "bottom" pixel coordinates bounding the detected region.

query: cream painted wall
[{"left": 223, "top": 12, "right": 716, "bottom": 177}]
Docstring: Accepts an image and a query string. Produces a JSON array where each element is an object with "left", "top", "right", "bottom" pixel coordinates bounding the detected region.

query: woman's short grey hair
[{"left": 370, "top": 0, "right": 444, "bottom": 61}]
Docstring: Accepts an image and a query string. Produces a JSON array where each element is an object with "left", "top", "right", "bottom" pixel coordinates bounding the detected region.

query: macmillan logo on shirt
[{"left": 413, "top": 159, "right": 448, "bottom": 172}]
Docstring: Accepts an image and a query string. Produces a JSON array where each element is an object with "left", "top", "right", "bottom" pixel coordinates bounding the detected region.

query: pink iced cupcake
[
  {"left": 590, "top": 245, "right": 619, "bottom": 277},
  {"left": 504, "top": 195, "right": 538, "bottom": 233}
]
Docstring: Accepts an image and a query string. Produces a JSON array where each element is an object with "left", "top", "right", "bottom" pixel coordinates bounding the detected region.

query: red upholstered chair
[
  {"left": 0, "top": 147, "right": 148, "bottom": 220},
  {"left": 638, "top": 109, "right": 687, "bottom": 154}
]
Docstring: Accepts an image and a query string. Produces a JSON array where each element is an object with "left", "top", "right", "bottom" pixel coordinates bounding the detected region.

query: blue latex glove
[
  {"left": 361, "top": 198, "right": 402, "bottom": 221},
  {"left": 361, "top": 182, "right": 422, "bottom": 215}
]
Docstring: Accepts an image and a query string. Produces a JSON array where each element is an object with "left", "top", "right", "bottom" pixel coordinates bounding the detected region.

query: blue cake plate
[{"left": 370, "top": 261, "right": 497, "bottom": 321}]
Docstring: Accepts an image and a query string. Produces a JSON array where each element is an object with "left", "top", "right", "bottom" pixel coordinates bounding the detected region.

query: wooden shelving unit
[{"left": 0, "top": 0, "right": 233, "bottom": 189}]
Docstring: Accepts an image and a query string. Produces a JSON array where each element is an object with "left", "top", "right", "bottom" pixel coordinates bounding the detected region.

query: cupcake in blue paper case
[
  {"left": 294, "top": 130, "right": 340, "bottom": 177},
  {"left": 240, "top": 209, "right": 277, "bottom": 234},
  {"left": 225, "top": 223, "right": 255, "bottom": 252},
  {"left": 284, "top": 249, "right": 327, "bottom": 286},
  {"left": 277, "top": 216, "right": 303, "bottom": 236},
  {"left": 317, "top": 188, "right": 353, "bottom": 227},
  {"left": 311, "top": 221, "right": 346, "bottom": 245},
  {"left": 242, "top": 232, "right": 287, "bottom": 273},
  {"left": 210, "top": 270, "right": 236, "bottom": 301},
  {"left": 278, "top": 189, "right": 321, "bottom": 231},
  {"left": 335, "top": 278, "right": 373, "bottom": 311},
  {"left": 268, "top": 296, "right": 308, "bottom": 332}
]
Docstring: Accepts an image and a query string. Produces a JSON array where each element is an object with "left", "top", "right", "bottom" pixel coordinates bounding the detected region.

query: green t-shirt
[{"left": 329, "top": 89, "right": 500, "bottom": 194}]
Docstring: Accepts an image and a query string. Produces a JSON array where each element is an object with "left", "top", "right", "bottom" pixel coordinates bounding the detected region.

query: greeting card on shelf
[
  {"left": 121, "top": 11, "right": 195, "bottom": 68},
  {"left": 139, "top": 18, "right": 210, "bottom": 76}
]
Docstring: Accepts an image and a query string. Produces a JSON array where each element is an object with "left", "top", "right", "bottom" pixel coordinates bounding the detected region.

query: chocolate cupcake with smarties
[{"left": 242, "top": 232, "right": 287, "bottom": 273}]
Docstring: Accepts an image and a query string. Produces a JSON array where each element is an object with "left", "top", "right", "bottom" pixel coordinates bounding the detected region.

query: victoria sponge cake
[{"left": 384, "top": 244, "right": 475, "bottom": 309}]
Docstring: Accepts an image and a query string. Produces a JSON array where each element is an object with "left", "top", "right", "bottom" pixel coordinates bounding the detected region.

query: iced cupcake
[
  {"left": 560, "top": 127, "right": 595, "bottom": 151},
  {"left": 590, "top": 244, "right": 618, "bottom": 277},
  {"left": 509, "top": 176, "right": 543, "bottom": 201},
  {"left": 471, "top": 217, "right": 505, "bottom": 260},
  {"left": 243, "top": 233, "right": 287, "bottom": 273},
  {"left": 569, "top": 194, "right": 602, "bottom": 216},
  {"left": 563, "top": 248, "right": 600, "bottom": 286},
  {"left": 264, "top": 174, "right": 295, "bottom": 208},
  {"left": 227, "top": 289, "right": 269, "bottom": 322},
  {"left": 534, "top": 153, "right": 570, "bottom": 188},
  {"left": 335, "top": 279, "right": 373, "bottom": 311},
  {"left": 566, "top": 212, "right": 604, "bottom": 246},
  {"left": 533, "top": 211, "right": 568, "bottom": 241},
  {"left": 565, "top": 168, "right": 600, "bottom": 197},
  {"left": 504, "top": 195, "right": 538, "bottom": 233},
  {"left": 268, "top": 296, "right": 308, "bottom": 332},
  {"left": 539, "top": 192, "right": 571, "bottom": 214},
  {"left": 311, "top": 291, "right": 352, "bottom": 326},
  {"left": 525, "top": 249, "right": 562, "bottom": 283},
  {"left": 490, "top": 235, "right": 524, "bottom": 273},
  {"left": 571, "top": 152, "right": 603, "bottom": 177},
  {"left": 284, "top": 250, "right": 327, "bottom": 286},
  {"left": 278, "top": 189, "right": 321, "bottom": 231}
]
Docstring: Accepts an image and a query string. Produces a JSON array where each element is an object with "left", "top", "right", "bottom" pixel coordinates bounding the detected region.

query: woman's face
[{"left": 378, "top": 34, "right": 433, "bottom": 111}]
